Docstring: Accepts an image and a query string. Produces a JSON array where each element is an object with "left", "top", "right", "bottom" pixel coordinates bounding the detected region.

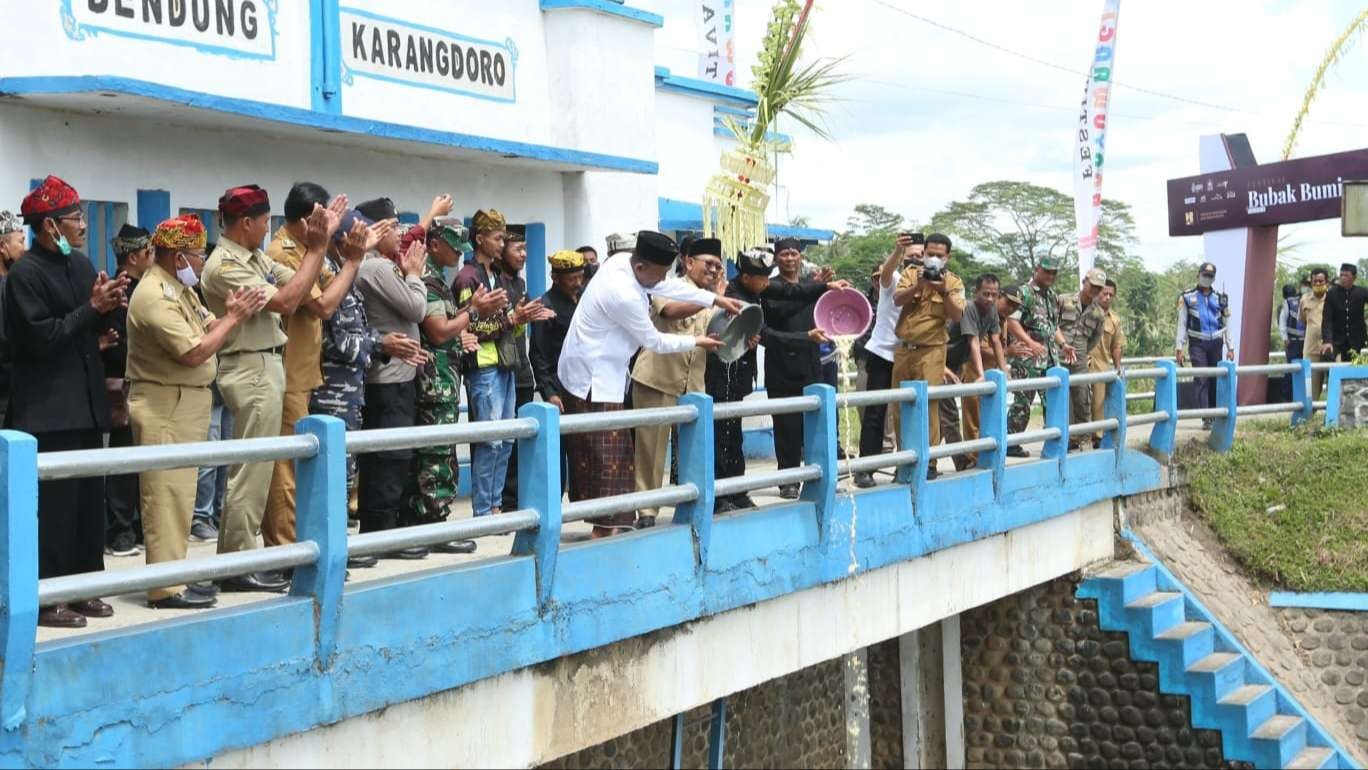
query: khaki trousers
[
  {"left": 1069, "top": 363, "right": 1092, "bottom": 444},
  {"left": 130, "top": 382, "right": 212, "bottom": 601},
  {"left": 263, "top": 390, "right": 311, "bottom": 547},
  {"left": 631, "top": 382, "right": 677, "bottom": 519},
  {"left": 891, "top": 344, "right": 947, "bottom": 449},
  {"left": 1308, "top": 349, "right": 1327, "bottom": 403},
  {"left": 961, "top": 364, "right": 981, "bottom": 443},
  {"left": 217, "top": 352, "right": 286, "bottom": 554}
]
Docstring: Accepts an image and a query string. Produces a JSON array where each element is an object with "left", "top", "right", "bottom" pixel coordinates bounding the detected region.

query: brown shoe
[
  {"left": 38, "top": 605, "right": 87, "bottom": 629},
  {"left": 71, "top": 598, "right": 114, "bottom": 618}
]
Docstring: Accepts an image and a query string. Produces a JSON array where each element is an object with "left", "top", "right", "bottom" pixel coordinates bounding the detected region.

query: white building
[{"left": 0, "top": 0, "right": 832, "bottom": 296}]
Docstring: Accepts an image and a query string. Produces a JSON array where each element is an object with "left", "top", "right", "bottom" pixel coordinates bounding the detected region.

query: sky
[{"left": 704, "top": 0, "right": 1368, "bottom": 269}]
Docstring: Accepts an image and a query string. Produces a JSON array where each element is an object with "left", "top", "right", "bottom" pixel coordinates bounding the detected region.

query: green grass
[{"left": 1179, "top": 421, "right": 1368, "bottom": 592}]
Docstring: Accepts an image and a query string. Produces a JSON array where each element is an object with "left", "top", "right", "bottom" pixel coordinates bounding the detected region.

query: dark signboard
[{"left": 1167, "top": 148, "right": 1368, "bottom": 236}]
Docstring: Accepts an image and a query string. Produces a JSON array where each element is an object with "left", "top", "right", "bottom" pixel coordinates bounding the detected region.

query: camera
[
  {"left": 922, "top": 256, "right": 946, "bottom": 283},
  {"left": 900, "top": 231, "right": 925, "bottom": 245}
]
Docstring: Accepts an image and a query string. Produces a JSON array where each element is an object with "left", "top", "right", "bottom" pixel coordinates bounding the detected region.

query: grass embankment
[{"left": 1179, "top": 421, "right": 1368, "bottom": 593}]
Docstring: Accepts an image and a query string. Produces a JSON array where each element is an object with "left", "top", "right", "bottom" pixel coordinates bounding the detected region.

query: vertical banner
[
  {"left": 698, "top": 0, "right": 736, "bottom": 86},
  {"left": 1074, "top": 0, "right": 1120, "bottom": 280}
]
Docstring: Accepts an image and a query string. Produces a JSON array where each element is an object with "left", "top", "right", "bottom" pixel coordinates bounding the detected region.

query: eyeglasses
[
  {"left": 694, "top": 259, "right": 724, "bottom": 273},
  {"left": 57, "top": 212, "right": 87, "bottom": 224}
]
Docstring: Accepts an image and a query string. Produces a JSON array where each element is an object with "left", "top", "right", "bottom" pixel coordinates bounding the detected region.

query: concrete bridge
[{"left": 0, "top": 360, "right": 1363, "bottom": 768}]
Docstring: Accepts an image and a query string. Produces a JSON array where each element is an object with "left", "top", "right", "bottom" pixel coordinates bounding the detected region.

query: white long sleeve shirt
[{"left": 558, "top": 254, "right": 717, "bottom": 402}]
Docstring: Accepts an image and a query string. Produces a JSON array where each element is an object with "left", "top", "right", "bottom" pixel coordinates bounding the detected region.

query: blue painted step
[{"left": 1079, "top": 556, "right": 1358, "bottom": 770}]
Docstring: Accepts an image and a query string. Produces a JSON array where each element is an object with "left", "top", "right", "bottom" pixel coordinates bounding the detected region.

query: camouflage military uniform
[
  {"left": 1007, "top": 280, "right": 1061, "bottom": 434},
  {"left": 1057, "top": 291, "right": 1107, "bottom": 437},
  {"left": 310, "top": 254, "right": 386, "bottom": 499},
  {"left": 406, "top": 257, "right": 463, "bottom": 525}
]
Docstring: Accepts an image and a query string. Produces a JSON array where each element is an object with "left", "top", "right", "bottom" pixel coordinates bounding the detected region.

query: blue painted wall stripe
[
  {"left": 1268, "top": 592, "right": 1368, "bottom": 612},
  {"left": 658, "top": 198, "right": 835, "bottom": 241},
  {"left": 0, "top": 76, "right": 658, "bottom": 175},
  {"left": 540, "top": 0, "right": 665, "bottom": 28},
  {"left": 654, "top": 67, "right": 758, "bottom": 107}
]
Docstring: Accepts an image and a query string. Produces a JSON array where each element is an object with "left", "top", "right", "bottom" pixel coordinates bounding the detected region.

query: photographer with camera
[
  {"left": 891, "top": 233, "right": 965, "bottom": 472},
  {"left": 853, "top": 231, "right": 924, "bottom": 488}
]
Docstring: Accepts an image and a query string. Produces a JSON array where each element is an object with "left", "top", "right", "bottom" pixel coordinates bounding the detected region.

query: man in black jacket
[
  {"left": 529, "top": 249, "right": 586, "bottom": 493},
  {"left": 1320, "top": 263, "right": 1368, "bottom": 362},
  {"left": 104, "top": 224, "right": 152, "bottom": 558},
  {"left": 0, "top": 210, "right": 25, "bottom": 428},
  {"left": 9, "top": 176, "right": 129, "bottom": 628},
  {"left": 763, "top": 239, "right": 831, "bottom": 499}
]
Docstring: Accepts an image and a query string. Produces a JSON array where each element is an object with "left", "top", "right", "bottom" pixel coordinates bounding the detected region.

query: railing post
[
  {"left": 512, "top": 402, "right": 561, "bottom": 609},
  {"left": 290, "top": 416, "right": 348, "bottom": 669},
  {"left": 895, "top": 380, "right": 930, "bottom": 503},
  {"left": 1042, "top": 367, "right": 1070, "bottom": 470},
  {"left": 978, "top": 370, "right": 1008, "bottom": 494},
  {"left": 1324, "top": 367, "right": 1345, "bottom": 429},
  {"left": 800, "top": 383, "right": 837, "bottom": 533},
  {"left": 1101, "top": 372, "right": 1128, "bottom": 464},
  {"left": 672, "top": 393, "right": 714, "bottom": 568},
  {"left": 1149, "top": 361, "right": 1178, "bottom": 457},
  {"left": 0, "top": 431, "right": 37, "bottom": 730},
  {"left": 1291, "top": 358, "right": 1313, "bottom": 426},
  {"left": 1209, "top": 361, "right": 1238, "bottom": 452}
]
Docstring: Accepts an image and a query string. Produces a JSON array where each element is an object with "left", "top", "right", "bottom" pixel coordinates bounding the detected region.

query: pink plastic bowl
[{"left": 813, "top": 288, "right": 873, "bottom": 338}]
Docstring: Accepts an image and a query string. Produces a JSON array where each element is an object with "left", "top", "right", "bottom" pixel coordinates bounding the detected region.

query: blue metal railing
[{"left": 0, "top": 358, "right": 1363, "bottom": 732}]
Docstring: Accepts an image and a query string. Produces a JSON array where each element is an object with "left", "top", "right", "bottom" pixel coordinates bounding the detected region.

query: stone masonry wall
[
  {"left": 540, "top": 657, "right": 847, "bottom": 769},
  {"left": 1278, "top": 607, "right": 1368, "bottom": 747},
  {"left": 958, "top": 576, "right": 1243, "bottom": 770}
]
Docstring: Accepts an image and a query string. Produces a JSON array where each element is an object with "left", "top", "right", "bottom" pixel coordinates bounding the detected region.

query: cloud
[{"left": 720, "top": 0, "right": 1368, "bottom": 268}]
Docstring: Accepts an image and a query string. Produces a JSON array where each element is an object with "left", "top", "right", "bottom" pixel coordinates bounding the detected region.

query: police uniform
[
  {"left": 128, "top": 261, "right": 216, "bottom": 602},
  {"left": 200, "top": 232, "right": 295, "bottom": 554},
  {"left": 1174, "top": 265, "right": 1232, "bottom": 411},
  {"left": 890, "top": 265, "right": 967, "bottom": 449},
  {"left": 1057, "top": 273, "right": 1107, "bottom": 438},
  {"left": 408, "top": 254, "right": 466, "bottom": 525},
  {"left": 263, "top": 225, "right": 329, "bottom": 547},
  {"left": 1007, "top": 278, "right": 1061, "bottom": 435},
  {"left": 631, "top": 274, "right": 714, "bottom": 520}
]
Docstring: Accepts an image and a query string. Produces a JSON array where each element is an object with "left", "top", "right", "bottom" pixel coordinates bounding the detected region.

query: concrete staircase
[{"left": 1079, "top": 558, "right": 1358, "bottom": 770}]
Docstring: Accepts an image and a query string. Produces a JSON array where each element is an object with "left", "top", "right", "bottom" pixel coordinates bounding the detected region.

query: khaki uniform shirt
[
  {"left": 631, "top": 276, "right": 713, "bottom": 396},
  {"left": 1300, "top": 292, "right": 1327, "bottom": 357},
  {"left": 201, "top": 236, "right": 294, "bottom": 354},
  {"left": 1059, "top": 292, "right": 1106, "bottom": 360},
  {"left": 894, "top": 267, "right": 967, "bottom": 346},
  {"left": 126, "top": 264, "right": 217, "bottom": 387},
  {"left": 265, "top": 226, "right": 328, "bottom": 392},
  {"left": 1089, "top": 309, "right": 1125, "bottom": 372}
]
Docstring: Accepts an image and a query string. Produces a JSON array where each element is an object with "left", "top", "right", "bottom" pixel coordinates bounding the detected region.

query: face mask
[
  {"left": 1197, "top": 275, "right": 1214, "bottom": 289},
  {"left": 47, "top": 223, "right": 72, "bottom": 256},
  {"left": 1314, "top": 285, "right": 1328, "bottom": 297},
  {"left": 176, "top": 256, "right": 199, "bottom": 288}
]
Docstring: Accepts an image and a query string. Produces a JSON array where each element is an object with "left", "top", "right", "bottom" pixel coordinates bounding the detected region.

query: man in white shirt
[
  {"left": 558, "top": 230, "right": 741, "bottom": 537},
  {"left": 853, "top": 232, "right": 922, "bottom": 488}
]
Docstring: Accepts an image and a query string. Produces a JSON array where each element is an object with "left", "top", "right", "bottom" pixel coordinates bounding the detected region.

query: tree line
[{"left": 802, "top": 180, "right": 1359, "bottom": 358}]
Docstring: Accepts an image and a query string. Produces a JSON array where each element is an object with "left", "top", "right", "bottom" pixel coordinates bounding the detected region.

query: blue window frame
[{"left": 84, "top": 200, "right": 130, "bottom": 277}]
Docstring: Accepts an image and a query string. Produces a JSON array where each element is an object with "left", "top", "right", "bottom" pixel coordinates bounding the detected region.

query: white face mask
[
  {"left": 1198, "top": 275, "right": 1215, "bottom": 289},
  {"left": 176, "top": 255, "right": 199, "bottom": 288}
]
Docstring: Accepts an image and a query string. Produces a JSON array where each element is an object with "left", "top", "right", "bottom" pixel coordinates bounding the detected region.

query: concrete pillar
[
  {"left": 844, "top": 650, "right": 871, "bottom": 769},
  {"left": 941, "top": 616, "right": 965, "bottom": 770},
  {"left": 898, "top": 616, "right": 965, "bottom": 770}
]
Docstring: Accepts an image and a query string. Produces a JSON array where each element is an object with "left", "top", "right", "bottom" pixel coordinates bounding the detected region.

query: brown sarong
[{"left": 563, "top": 392, "right": 637, "bottom": 529}]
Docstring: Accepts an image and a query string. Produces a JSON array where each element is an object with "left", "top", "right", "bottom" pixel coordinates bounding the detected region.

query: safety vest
[
  {"left": 1182, "top": 288, "right": 1229, "bottom": 340},
  {"left": 1284, "top": 296, "right": 1305, "bottom": 340}
]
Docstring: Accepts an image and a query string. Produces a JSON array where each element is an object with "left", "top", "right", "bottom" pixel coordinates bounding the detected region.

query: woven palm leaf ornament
[{"left": 703, "top": 0, "right": 845, "bottom": 260}]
